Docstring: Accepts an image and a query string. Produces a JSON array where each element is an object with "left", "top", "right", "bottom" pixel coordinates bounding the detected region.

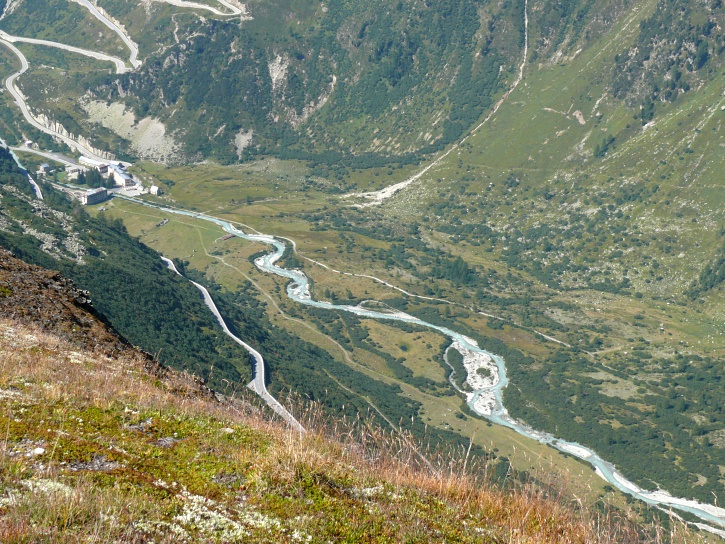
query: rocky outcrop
[
  {"left": 0, "top": 249, "right": 226, "bottom": 399},
  {"left": 0, "top": 248, "right": 128, "bottom": 354},
  {"left": 35, "top": 113, "right": 115, "bottom": 160}
]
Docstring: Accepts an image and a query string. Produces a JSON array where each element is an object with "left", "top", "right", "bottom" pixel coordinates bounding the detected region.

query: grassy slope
[{"left": 0, "top": 317, "right": 699, "bottom": 543}]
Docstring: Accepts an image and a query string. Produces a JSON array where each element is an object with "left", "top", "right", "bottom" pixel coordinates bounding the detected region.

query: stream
[{"left": 116, "top": 195, "right": 725, "bottom": 536}]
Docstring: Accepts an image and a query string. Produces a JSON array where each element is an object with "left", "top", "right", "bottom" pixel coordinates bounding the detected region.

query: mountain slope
[{"left": 0, "top": 266, "right": 691, "bottom": 543}]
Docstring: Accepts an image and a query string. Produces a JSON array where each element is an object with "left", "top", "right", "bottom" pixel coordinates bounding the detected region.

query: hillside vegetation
[{"left": 0, "top": 308, "right": 697, "bottom": 542}]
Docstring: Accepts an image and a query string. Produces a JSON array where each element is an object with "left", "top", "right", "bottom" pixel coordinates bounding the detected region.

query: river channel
[{"left": 119, "top": 195, "right": 725, "bottom": 535}]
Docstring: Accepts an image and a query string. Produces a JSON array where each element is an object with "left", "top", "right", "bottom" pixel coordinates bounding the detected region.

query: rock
[
  {"left": 68, "top": 454, "right": 120, "bottom": 472},
  {"left": 154, "top": 437, "right": 178, "bottom": 448}
]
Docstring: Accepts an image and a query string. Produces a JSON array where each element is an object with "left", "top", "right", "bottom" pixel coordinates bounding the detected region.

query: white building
[
  {"left": 81, "top": 187, "right": 108, "bottom": 206},
  {"left": 107, "top": 164, "right": 134, "bottom": 187},
  {"left": 149, "top": 185, "right": 162, "bottom": 195},
  {"left": 79, "top": 156, "right": 107, "bottom": 169},
  {"left": 112, "top": 170, "right": 134, "bottom": 187}
]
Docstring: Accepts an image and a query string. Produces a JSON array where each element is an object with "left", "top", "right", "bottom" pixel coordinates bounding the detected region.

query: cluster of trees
[
  {"left": 443, "top": 346, "right": 471, "bottom": 392},
  {"left": 531, "top": 0, "right": 600, "bottom": 59},
  {"left": 0, "top": 147, "right": 28, "bottom": 186},
  {"left": 688, "top": 238, "right": 725, "bottom": 298},
  {"left": 77, "top": 168, "right": 113, "bottom": 188},
  {"left": 504, "top": 344, "right": 725, "bottom": 503},
  {"left": 593, "top": 134, "right": 615, "bottom": 158},
  {"left": 431, "top": 255, "right": 477, "bottom": 286},
  {"left": 611, "top": 0, "right": 722, "bottom": 108}
]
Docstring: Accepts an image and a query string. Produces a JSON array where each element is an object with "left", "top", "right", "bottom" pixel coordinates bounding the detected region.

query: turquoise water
[{"left": 118, "top": 196, "right": 725, "bottom": 533}]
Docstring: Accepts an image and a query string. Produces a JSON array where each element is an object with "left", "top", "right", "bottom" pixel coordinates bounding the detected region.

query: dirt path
[{"left": 152, "top": 0, "right": 250, "bottom": 17}]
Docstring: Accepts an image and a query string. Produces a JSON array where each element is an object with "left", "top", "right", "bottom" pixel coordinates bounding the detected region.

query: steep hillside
[
  {"left": 0, "top": 0, "right": 721, "bottom": 167},
  {"left": 2, "top": 0, "right": 527, "bottom": 163},
  {"left": 0, "top": 246, "right": 131, "bottom": 355},
  {"left": 0, "top": 146, "right": 253, "bottom": 386},
  {"left": 0, "top": 263, "right": 696, "bottom": 543}
]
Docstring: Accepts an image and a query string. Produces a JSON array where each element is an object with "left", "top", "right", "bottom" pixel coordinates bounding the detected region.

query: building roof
[{"left": 79, "top": 156, "right": 107, "bottom": 167}]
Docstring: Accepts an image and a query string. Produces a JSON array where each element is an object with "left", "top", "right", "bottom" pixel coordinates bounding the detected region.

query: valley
[
  {"left": 0, "top": 0, "right": 723, "bottom": 540},
  {"left": 103, "top": 192, "right": 725, "bottom": 531}
]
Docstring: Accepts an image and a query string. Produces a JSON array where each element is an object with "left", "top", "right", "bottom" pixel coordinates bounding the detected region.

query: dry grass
[{"left": 0, "top": 318, "right": 703, "bottom": 543}]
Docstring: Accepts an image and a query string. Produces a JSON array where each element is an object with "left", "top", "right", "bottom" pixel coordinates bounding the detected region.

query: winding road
[
  {"left": 0, "top": 37, "right": 117, "bottom": 162},
  {"left": 161, "top": 257, "right": 305, "bottom": 432},
  {"left": 151, "top": 0, "right": 248, "bottom": 17},
  {"left": 0, "top": 30, "right": 131, "bottom": 73},
  {"left": 0, "top": 0, "right": 248, "bottom": 166},
  {"left": 68, "top": 0, "right": 140, "bottom": 67},
  {"left": 10, "top": 146, "right": 80, "bottom": 169}
]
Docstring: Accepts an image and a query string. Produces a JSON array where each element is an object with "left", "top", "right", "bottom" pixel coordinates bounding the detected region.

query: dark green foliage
[
  {"left": 99, "top": 0, "right": 517, "bottom": 165},
  {"left": 444, "top": 345, "right": 471, "bottom": 392},
  {"left": 593, "top": 134, "right": 615, "bottom": 158},
  {"left": 694, "top": 41, "right": 709, "bottom": 70},
  {"left": 80, "top": 168, "right": 112, "bottom": 188},
  {"left": 688, "top": 239, "right": 725, "bottom": 298},
  {"left": 504, "top": 344, "right": 725, "bottom": 503},
  {"left": 639, "top": 97, "right": 655, "bottom": 125},
  {"left": 611, "top": 0, "right": 723, "bottom": 106},
  {"left": 0, "top": 147, "right": 31, "bottom": 194}
]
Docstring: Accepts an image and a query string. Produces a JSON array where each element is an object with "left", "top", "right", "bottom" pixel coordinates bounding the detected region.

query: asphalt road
[{"left": 161, "top": 257, "right": 305, "bottom": 432}]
